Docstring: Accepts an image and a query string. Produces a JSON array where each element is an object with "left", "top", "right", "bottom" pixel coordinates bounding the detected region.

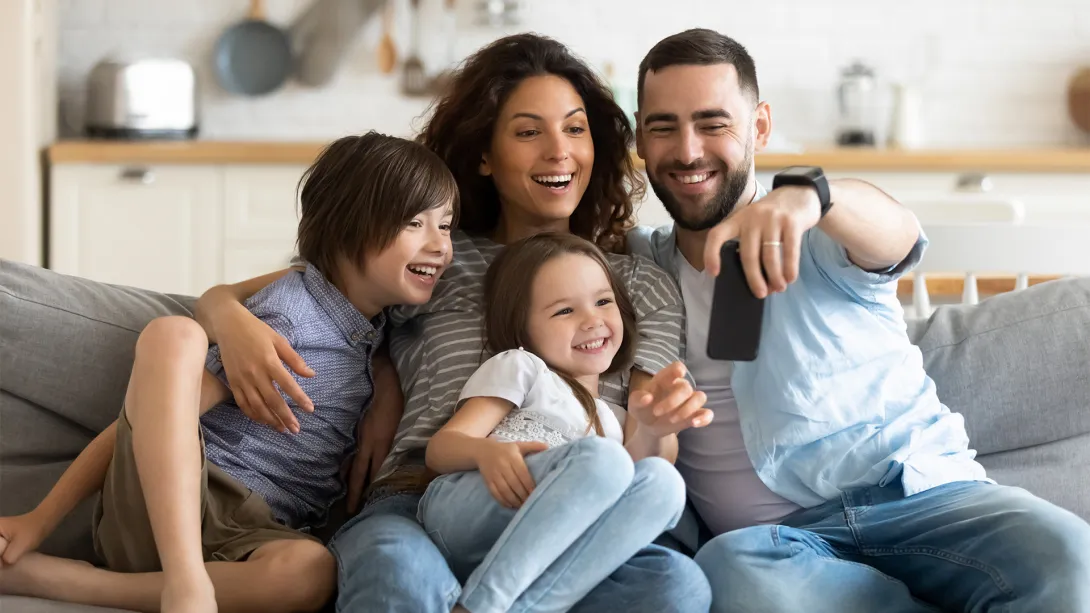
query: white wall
[
  {"left": 58, "top": 0, "right": 1090, "bottom": 147},
  {"left": 1, "top": 0, "right": 55, "bottom": 266}
]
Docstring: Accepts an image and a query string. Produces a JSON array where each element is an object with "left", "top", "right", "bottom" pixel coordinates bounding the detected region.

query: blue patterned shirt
[{"left": 202, "top": 263, "right": 384, "bottom": 528}]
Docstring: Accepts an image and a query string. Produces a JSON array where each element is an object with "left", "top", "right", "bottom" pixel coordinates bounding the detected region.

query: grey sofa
[{"left": 2, "top": 259, "right": 1089, "bottom": 612}]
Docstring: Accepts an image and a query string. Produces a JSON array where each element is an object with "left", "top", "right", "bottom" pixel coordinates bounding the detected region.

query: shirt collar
[
  {"left": 651, "top": 180, "right": 769, "bottom": 279},
  {"left": 301, "top": 263, "right": 386, "bottom": 350}
]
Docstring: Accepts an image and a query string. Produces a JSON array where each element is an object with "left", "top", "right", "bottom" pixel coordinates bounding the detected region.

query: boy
[{"left": 0, "top": 132, "right": 458, "bottom": 613}]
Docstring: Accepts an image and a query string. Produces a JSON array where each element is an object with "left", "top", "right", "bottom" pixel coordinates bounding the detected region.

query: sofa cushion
[
  {"left": 977, "top": 433, "right": 1090, "bottom": 520},
  {"left": 0, "top": 596, "right": 132, "bottom": 613},
  {"left": 910, "top": 278, "right": 1090, "bottom": 457},
  {"left": 3, "top": 260, "right": 1089, "bottom": 573},
  {"left": 0, "top": 260, "right": 194, "bottom": 561},
  {"left": 907, "top": 278, "right": 1090, "bottom": 521}
]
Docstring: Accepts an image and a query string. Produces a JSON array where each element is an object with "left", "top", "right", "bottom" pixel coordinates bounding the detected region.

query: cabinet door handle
[
  {"left": 119, "top": 167, "right": 155, "bottom": 185},
  {"left": 955, "top": 172, "right": 992, "bottom": 193}
]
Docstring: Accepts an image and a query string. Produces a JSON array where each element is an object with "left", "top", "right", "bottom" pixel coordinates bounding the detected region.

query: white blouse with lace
[{"left": 458, "top": 349, "right": 625, "bottom": 447}]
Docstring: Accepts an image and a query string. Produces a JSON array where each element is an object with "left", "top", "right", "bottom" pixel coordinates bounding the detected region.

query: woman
[{"left": 196, "top": 34, "right": 712, "bottom": 613}]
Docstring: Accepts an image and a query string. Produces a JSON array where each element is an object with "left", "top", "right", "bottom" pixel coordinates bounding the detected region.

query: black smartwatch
[{"left": 772, "top": 166, "right": 832, "bottom": 218}]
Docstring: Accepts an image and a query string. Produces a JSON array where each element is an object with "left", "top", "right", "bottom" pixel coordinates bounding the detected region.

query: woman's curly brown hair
[{"left": 417, "top": 33, "right": 645, "bottom": 253}]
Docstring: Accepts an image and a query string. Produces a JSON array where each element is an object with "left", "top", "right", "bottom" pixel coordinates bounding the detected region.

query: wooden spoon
[
  {"left": 376, "top": 0, "right": 397, "bottom": 74},
  {"left": 1069, "top": 67, "right": 1090, "bottom": 134}
]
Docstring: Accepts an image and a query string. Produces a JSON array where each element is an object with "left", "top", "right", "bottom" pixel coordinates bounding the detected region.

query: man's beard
[{"left": 647, "top": 142, "right": 754, "bottom": 232}]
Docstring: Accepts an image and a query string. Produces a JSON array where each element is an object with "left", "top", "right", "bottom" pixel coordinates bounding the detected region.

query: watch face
[{"left": 781, "top": 166, "right": 818, "bottom": 179}]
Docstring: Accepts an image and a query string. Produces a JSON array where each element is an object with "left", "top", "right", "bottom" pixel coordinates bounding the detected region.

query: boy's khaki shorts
[{"left": 92, "top": 406, "right": 318, "bottom": 573}]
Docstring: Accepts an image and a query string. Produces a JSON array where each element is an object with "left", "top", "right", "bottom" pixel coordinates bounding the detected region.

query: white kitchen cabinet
[
  {"left": 221, "top": 165, "right": 308, "bottom": 284},
  {"left": 222, "top": 244, "right": 299, "bottom": 286},
  {"left": 223, "top": 166, "right": 306, "bottom": 242},
  {"left": 795, "top": 171, "right": 1090, "bottom": 224},
  {"left": 628, "top": 168, "right": 1090, "bottom": 232},
  {"left": 49, "top": 154, "right": 1090, "bottom": 299},
  {"left": 50, "top": 162, "right": 310, "bottom": 295},
  {"left": 50, "top": 164, "right": 223, "bottom": 296}
]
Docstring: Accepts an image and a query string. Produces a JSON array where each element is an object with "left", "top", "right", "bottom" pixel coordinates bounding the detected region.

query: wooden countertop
[
  {"left": 48, "top": 140, "right": 1090, "bottom": 172},
  {"left": 750, "top": 148, "right": 1090, "bottom": 172},
  {"left": 897, "top": 274, "right": 1061, "bottom": 297},
  {"left": 48, "top": 140, "right": 329, "bottom": 165}
]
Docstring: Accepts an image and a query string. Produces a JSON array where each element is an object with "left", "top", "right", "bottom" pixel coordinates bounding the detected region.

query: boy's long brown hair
[
  {"left": 483, "top": 233, "right": 637, "bottom": 435},
  {"left": 296, "top": 131, "right": 459, "bottom": 284}
]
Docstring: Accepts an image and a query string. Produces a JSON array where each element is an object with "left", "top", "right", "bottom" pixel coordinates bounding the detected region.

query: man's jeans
[
  {"left": 417, "top": 436, "right": 691, "bottom": 613},
  {"left": 695, "top": 479, "right": 1090, "bottom": 612},
  {"left": 329, "top": 468, "right": 712, "bottom": 611}
]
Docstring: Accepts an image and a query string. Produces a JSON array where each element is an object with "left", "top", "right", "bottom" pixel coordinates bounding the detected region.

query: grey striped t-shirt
[{"left": 373, "top": 230, "right": 685, "bottom": 490}]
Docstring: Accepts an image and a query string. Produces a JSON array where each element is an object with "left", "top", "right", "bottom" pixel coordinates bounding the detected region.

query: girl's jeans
[{"left": 417, "top": 436, "right": 693, "bottom": 613}]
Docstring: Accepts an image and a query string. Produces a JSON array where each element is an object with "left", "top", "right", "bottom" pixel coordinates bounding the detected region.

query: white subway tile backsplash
[{"left": 58, "top": 0, "right": 1090, "bottom": 146}]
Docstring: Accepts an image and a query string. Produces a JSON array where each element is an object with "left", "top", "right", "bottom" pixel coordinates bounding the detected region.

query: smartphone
[{"left": 707, "top": 241, "right": 765, "bottom": 362}]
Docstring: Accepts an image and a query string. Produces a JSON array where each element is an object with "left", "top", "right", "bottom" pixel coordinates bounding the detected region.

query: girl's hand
[
  {"left": 474, "top": 440, "right": 548, "bottom": 509},
  {"left": 216, "top": 304, "right": 315, "bottom": 434},
  {"left": 629, "top": 362, "right": 712, "bottom": 437},
  {"left": 0, "top": 511, "right": 49, "bottom": 565}
]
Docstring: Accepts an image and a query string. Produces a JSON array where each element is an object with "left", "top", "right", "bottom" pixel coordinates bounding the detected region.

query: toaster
[{"left": 84, "top": 58, "right": 199, "bottom": 139}]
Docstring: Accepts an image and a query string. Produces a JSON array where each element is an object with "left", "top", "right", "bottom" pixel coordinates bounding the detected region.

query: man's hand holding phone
[
  {"left": 704, "top": 182, "right": 825, "bottom": 362},
  {"left": 702, "top": 184, "right": 823, "bottom": 297}
]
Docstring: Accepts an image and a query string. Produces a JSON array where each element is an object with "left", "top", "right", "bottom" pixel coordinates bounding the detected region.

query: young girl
[
  {"left": 0, "top": 132, "right": 458, "bottom": 613},
  {"left": 420, "top": 233, "right": 689, "bottom": 613}
]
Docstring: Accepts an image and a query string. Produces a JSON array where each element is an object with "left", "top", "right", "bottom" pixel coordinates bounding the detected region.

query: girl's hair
[
  {"left": 417, "top": 33, "right": 644, "bottom": 254},
  {"left": 296, "top": 131, "right": 460, "bottom": 282},
  {"left": 483, "top": 233, "right": 637, "bottom": 435}
]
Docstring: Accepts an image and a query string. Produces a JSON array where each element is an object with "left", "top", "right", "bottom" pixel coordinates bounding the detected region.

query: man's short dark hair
[
  {"left": 296, "top": 131, "right": 459, "bottom": 281},
  {"left": 637, "top": 29, "right": 759, "bottom": 106}
]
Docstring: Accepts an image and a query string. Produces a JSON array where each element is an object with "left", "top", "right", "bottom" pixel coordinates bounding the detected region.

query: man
[{"left": 628, "top": 28, "right": 1090, "bottom": 612}]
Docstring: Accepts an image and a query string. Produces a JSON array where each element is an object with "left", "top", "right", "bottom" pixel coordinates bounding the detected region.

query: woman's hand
[
  {"left": 628, "top": 362, "right": 712, "bottom": 438},
  {"left": 215, "top": 302, "right": 315, "bottom": 433},
  {"left": 345, "top": 353, "right": 405, "bottom": 512},
  {"left": 0, "top": 511, "right": 49, "bottom": 565},
  {"left": 474, "top": 439, "right": 547, "bottom": 509}
]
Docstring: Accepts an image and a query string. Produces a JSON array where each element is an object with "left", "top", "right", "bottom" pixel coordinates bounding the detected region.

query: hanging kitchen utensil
[
  {"left": 430, "top": 0, "right": 458, "bottom": 95},
  {"left": 288, "top": 0, "right": 326, "bottom": 59},
  {"left": 1069, "top": 67, "right": 1090, "bottom": 134},
  {"left": 295, "top": 0, "right": 381, "bottom": 87},
  {"left": 376, "top": 0, "right": 398, "bottom": 74},
  {"left": 214, "top": 0, "right": 294, "bottom": 96},
  {"left": 401, "top": 0, "right": 429, "bottom": 96}
]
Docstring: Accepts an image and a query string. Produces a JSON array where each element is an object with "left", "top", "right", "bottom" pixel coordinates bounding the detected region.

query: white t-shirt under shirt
[
  {"left": 458, "top": 349, "right": 626, "bottom": 448},
  {"left": 675, "top": 250, "right": 801, "bottom": 535}
]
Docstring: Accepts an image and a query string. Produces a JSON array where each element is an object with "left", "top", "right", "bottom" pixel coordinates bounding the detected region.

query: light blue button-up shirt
[{"left": 629, "top": 185, "right": 989, "bottom": 510}]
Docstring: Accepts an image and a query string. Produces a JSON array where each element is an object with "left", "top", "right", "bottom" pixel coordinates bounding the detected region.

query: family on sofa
[{"left": 1, "top": 28, "right": 1088, "bottom": 613}]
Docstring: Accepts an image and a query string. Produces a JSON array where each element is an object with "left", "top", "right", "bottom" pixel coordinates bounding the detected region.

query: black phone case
[{"left": 707, "top": 241, "right": 765, "bottom": 362}]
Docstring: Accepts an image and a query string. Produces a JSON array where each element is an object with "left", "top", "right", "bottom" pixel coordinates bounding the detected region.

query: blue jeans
[
  {"left": 418, "top": 436, "right": 697, "bottom": 613},
  {"left": 330, "top": 476, "right": 711, "bottom": 612},
  {"left": 695, "top": 479, "right": 1090, "bottom": 612}
]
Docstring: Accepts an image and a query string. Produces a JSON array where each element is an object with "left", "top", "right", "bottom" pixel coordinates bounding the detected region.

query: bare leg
[
  {"left": 123, "top": 316, "right": 227, "bottom": 613},
  {"left": 0, "top": 539, "right": 335, "bottom": 613}
]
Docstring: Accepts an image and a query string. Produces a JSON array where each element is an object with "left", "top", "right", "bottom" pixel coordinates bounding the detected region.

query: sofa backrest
[
  {"left": 908, "top": 278, "right": 1090, "bottom": 519},
  {"left": 3, "top": 259, "right": 1089, "bottom": 566}
]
